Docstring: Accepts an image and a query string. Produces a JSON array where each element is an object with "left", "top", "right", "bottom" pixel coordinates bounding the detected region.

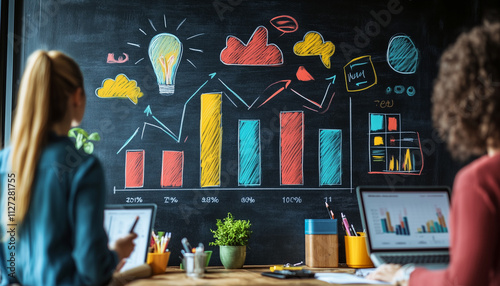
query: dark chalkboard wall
[{"left": 13, "top": 0, "right": 487, "bottom": 265}]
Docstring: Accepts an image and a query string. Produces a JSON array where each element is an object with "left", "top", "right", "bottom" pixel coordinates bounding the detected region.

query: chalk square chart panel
[{"left": 368, "top": 113, "right": 423, "bottom": 175}]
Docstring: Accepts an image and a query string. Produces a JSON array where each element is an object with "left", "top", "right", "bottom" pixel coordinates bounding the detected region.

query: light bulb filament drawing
[{"left": 159, "top": 55, "right": 176, "bottom": 85}]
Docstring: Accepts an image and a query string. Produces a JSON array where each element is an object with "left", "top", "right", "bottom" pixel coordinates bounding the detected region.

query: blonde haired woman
[{"left": 0, "top": 50, "right": 136, "bottom": 285}]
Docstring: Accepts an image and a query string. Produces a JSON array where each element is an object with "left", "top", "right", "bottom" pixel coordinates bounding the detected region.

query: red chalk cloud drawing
[{"left": 220, "top": 26, "right": 284, "bottom": 66}]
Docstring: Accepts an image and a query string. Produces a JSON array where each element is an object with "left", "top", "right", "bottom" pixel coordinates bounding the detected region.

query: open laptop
[
  {"left": 357, "top": 186, "right": 451, "bottom": 269},
  {"left": 104, "top": 204, "right": 157, "bottom": 272}
]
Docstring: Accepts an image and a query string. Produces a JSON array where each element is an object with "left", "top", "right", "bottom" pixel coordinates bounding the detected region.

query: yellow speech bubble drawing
[
  {"left": 95, "top": 74, "right": 144, "bottom": 105},
  {"left": 293, "top": 31, "right": 335, "bottom": 69}
]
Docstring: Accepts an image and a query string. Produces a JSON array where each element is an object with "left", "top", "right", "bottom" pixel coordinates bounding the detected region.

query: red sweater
[{"left": 410, "top": 154, "right": 500, "bottom": 285}]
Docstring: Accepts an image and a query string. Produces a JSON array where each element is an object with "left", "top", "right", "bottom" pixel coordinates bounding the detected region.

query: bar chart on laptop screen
[{"left": 364, "top": 192, "right": 450, "bottom": 249}]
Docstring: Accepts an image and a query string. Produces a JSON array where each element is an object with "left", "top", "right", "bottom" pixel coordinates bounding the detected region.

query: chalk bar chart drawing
[
  {"left": 200, "top": 93, "right": 223, "bottom": 187},
  {"left": 238, "top": 120, "right": 262, "bottom": 187},
  {"left": 368, "top": 113, "right": 423, "bottom": 175},
  {"left": 280, "top": 111, "right": 304, "bottom": 185}
]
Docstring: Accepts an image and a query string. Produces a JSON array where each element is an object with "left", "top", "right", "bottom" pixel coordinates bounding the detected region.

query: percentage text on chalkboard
[
  {"left": 282, "top": 197, "right": 302, "bottom": 203},
  {"left": 164, "top": 197, "right": 179, "bottom": 203},
  {"left": 201, "top": 196, "right": 219, "bottom": 203},
  {"left": 241, "top": 197, "right": 256, "bottom": 203},
  {"left": 126, "top": 197, "right": 143, "bottom": 203}
]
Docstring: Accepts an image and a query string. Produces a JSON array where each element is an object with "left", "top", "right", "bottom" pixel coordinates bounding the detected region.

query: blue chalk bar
[
  {"left": 319, "top": 129, "right": 342, "bottom": 186},
  {"left": 238, "top": 120, "right": 261, "bottom": 186}
]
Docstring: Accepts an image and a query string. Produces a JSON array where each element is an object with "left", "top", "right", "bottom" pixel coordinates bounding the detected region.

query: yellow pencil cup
[
  {"left": 344, "top": 233, "right": 374, "bottom": 268},
  {"left": 147, "top": 252, "right": 170, "bottom": 275}
]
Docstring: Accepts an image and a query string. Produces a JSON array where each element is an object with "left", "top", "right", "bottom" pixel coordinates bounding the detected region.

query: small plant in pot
[{"left": 209, "top": 212, "right": 252, "bottom": 269}]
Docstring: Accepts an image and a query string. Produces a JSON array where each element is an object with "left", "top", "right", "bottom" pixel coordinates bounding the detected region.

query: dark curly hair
[{"left": 432, "top": 22, "right": 500, "bottom": 161}]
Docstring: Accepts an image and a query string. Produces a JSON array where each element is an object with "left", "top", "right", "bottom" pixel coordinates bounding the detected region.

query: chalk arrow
[
  {"left": 144, "top": 105, "right": 152, "bottom": 116},
  {"left": 325, "top": 75, "right": 336, "bottom": 84},
  {"left": 258, "top": 80, "right": 292, "bottom": 108}
]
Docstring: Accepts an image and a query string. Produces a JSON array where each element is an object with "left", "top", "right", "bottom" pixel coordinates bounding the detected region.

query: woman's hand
[
  {"left": 111, "top": 233, "right": 138, "bottom": 261},
  {"left": 366, "top": 264, "right": 402, "bottom": 283},
  {"left": 114, "top": 259, "right": 127, "bottom": 273}
]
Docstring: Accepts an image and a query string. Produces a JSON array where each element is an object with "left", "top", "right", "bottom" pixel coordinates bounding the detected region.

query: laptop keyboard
[{"left": 380, "top": 254, "right": 449, "bottom": 265}]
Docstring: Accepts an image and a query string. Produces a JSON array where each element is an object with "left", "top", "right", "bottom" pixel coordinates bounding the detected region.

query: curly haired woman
[{"left": 368, "top": 22, "right": 500, "bottom": 286}]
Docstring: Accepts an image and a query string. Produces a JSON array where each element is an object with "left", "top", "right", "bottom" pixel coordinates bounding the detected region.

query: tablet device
[{"left": 104, "top": 204, "right": 157, "bottom": 272}]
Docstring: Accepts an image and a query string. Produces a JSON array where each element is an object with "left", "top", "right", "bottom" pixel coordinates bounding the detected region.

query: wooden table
[{"left": 124, "top": 265, "right": 386, "bottom": 286}]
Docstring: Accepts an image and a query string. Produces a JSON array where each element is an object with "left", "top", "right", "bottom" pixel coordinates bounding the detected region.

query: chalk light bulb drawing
[{"left": 148, "top": 33, "right": 183, "bottom": 95}]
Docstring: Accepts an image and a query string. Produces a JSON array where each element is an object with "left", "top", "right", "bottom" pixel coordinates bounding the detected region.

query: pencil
[{"left": 325, "top": 202, "right": 334, "bottom": 219}]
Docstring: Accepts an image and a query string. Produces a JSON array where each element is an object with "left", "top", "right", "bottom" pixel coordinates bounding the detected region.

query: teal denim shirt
[{"left": 0, "top": 134, "right": 118, "bottom": 285}]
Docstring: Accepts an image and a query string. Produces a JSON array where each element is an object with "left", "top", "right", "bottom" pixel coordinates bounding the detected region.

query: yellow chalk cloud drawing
[
  {"left": 293, "top": 31, "right": 335, "bottom": 69},
  {"left": 95, "top": 74, "right": 143, "bottom": 105}
]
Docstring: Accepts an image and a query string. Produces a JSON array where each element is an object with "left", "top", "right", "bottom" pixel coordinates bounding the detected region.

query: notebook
[
  {"left": 357, "top": 186, "right": 451, "bottom": 269},
  {"left": 104, "top": 204, "right": 157, "bottom": 272}
]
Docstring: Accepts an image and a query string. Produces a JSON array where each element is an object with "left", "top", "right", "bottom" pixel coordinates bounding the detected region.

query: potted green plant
[{"left": 209, "top": 212, "right": 252, "bottom": 269}]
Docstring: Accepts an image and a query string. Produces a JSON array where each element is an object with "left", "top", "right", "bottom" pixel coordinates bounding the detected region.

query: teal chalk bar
[
  {"left": 319, "top": 129, "right": 342, "bottom": 186},
  {"left": 238, "top": 120, "right": 261, "bottom": 186}
]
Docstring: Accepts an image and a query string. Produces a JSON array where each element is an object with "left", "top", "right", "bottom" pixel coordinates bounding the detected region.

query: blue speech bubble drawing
[{"left": 387, "top": 35, "right": 419, "bottom": 74}]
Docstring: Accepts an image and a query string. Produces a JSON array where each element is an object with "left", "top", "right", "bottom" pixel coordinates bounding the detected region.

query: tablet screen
[{"left": 104, "top": 204, "right": 156, "bottom": 272}]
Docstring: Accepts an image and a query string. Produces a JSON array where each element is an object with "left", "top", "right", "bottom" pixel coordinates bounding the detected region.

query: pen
[
  {"left": 341, "top": 212, "right": 351, "bottom": 236},
  {"left": 351, "top": 224, "right": 358, "bottom": 236},
  {"left": 129, "top": 216, "right": 139, "bottom": 233}
]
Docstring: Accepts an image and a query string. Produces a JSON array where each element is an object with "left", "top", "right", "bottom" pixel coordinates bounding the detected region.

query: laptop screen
[
  {"left": 104, "top": 204, "right": 156, "bottom": 272},
  {"left": 357, "top": 187, "right": 450, "bottom": 252}
]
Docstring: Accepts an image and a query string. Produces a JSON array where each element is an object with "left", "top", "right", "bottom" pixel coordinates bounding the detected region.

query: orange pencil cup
[
  {"left": 147, "top": 252, "right": 170, "bottom": 275},
  {"left": 305, "top": 219, "right": 339, "bottom": 267},
  {"left": 344, "top": 233, "right": 374, "bottom": 268}
]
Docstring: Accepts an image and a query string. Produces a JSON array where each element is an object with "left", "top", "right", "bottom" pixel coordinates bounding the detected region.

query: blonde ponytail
[{"left": 10, "top": 50, "right": 84, "bottom": 225}]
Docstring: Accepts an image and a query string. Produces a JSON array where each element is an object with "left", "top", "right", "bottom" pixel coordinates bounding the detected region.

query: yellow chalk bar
[{"left": 200, "top": 93, "right": 222, "bottom": 187}]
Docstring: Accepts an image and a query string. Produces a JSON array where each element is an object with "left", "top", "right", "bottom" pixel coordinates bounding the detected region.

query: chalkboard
[{"left": 12, "top": 0, "right": 487, "bottom": 265}]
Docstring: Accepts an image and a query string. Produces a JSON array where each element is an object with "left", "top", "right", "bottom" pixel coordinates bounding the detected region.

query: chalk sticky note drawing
[{"left": 343, "top": 55, "right": 377, "bottom": 92}]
